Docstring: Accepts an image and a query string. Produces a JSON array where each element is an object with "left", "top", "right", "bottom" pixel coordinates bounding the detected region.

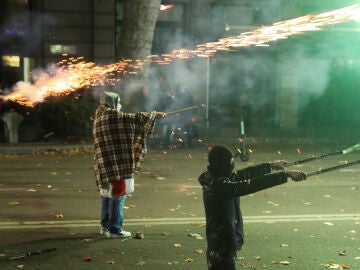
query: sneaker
[
  {"left": 107, "top": 230, "right": 132, "bottom": 238},
  {"left": 100, "top": 227, "right": 108, "bottom": 235}
]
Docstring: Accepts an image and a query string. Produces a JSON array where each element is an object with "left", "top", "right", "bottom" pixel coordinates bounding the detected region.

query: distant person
[
  {"left": 93, "top": 91, "right": 166, "bottom": 238},
  {"left": 198, "top": 146, "right": 307, "bottom": 270}
]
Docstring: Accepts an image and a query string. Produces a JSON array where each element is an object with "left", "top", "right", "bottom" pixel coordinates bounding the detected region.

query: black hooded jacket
[{"left": 198, "top": 163, "right": 288, "bottom": 256}]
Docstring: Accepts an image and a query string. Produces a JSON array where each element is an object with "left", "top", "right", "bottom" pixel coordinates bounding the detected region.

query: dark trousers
[{"left": 207, "top": 251, "right": 236, "bottom": 270}]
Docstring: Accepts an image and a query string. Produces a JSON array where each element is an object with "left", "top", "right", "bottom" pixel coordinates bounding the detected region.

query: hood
[{"left": 100, "top": 91, "right": 121, "bottom": 110}]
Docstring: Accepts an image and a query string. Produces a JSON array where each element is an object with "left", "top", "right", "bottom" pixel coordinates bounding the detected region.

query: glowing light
[
  {"left": 160, "top": 4, "right": 174, "bottom": 11},
  {"left": 1, "top": 4, "right": 359, "bottom": 107}
]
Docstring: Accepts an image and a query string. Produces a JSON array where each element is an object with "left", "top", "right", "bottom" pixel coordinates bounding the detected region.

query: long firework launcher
[
  {"left": 5, "top": 248, "right": 57, "bottom": 260},
  {"left": 286, "top": 143, "right": 360, "bottom": 166},
  {"left": 306, "top": 159, "right": 360, "bottom": 177},
  {"left": 166, "top": 104, "right": 206, "bottom": 116}
]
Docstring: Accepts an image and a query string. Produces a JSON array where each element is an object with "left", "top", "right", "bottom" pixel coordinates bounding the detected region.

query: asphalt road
[{"left": 0, "top": 141, "right": 359, "bottom": 270}]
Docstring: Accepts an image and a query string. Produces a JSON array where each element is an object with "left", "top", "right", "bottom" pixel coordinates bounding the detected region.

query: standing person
[
  {"left": 93, "top": 91, "right": 166, "bottom": 238},
  {"left": 198, "top": 146, "right": 307, "bottom": 270}
]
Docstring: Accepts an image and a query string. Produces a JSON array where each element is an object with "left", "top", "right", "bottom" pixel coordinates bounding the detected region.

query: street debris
[
  {"left": 324, "top": 222, "right": 334, "bottom": 226},
  {"left": 136, "top": 260, "right": 146, "bottom": 265},
  {"left": 134, "top": 231, "right": 144, "bottom": 239},
  {"left": 322, "top": 262, "right": 350, "bottom": 269},
  {"left": 338, "top": 250, "right": 347, "bottom": 256},
  {"left": 8, "top": 201, "right": 20, "bottom": 205},
  {"left": 188, "top": 233, "right": 203, "bottom": 240},
  {"left": 272, "top": 260, "right": 291, "bottom": 265}
]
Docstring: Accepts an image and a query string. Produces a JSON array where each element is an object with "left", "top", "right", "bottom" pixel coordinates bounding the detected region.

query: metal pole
[{"left": 206, "top": 56, "right": 210, "bottom": 129}]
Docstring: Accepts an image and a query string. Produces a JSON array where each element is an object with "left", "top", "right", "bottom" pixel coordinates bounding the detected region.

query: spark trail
[{"left": 1, "top": 4, "right": 360, "bottom": 107}]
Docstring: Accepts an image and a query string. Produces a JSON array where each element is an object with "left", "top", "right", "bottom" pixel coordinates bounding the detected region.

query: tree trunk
[{"left": 117, "top": 0, "right": 161, "bottom": 61}]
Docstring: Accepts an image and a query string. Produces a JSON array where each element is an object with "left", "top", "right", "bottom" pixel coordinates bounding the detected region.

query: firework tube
[
  {"left": 166, "top": 104, "right": 206, "bottom": 116},
  {"left": 306, "top": 159, "right": 360, "bottom": 177},
  {"left": 286, "top": 143, "right": 360, "bottom": 166},
  {"left": 9, "top": 248, "right": 57, "bottom": 260}
]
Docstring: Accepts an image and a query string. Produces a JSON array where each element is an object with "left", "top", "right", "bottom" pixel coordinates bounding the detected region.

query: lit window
[
  {"left": 50, "top": 45, "right": 77, "bottom": 54},
  {"left": 2, "top": 55, "right": 20, "bottom": 67}
]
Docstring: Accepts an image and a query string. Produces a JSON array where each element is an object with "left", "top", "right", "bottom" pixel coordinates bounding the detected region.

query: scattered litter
[
  {"left": 188, "top": 233, "right": 203, "bottom": 240},
  {"left": 137, "top": 261, "right": 146, "bottom": 266},
  {"left": 323, "top": 262, "right": 349, "bottom": 269},
  {"left": 8, "top": 201, "right": 20, "bottom": 205},
  {"left": 324, "top": 222, "right": 334, "bottom": 226},
  {"left": 134, "top": 232, "right": 144, "bottom": 239},
  {"left": 338, "top": 250, "right": 347, "bottom": 256}
]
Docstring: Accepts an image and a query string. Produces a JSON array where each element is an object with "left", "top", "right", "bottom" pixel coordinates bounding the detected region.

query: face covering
[{"left": 100, "top": 91, "right": 121, "bottom": 111}]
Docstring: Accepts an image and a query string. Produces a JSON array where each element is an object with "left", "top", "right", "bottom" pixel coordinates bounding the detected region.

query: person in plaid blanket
[{"left": 93, "top": 91, "right": 166, "bottom": 238}]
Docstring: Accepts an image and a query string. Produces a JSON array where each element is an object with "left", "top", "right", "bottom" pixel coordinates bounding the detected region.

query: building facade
[{"left": 1, "top": 0, "right": 359, "bottom": 142}]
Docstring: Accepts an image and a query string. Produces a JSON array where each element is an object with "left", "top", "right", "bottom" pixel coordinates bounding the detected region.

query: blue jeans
[{"left": 100, "top": 195, "right": 127, "bottom": 234}]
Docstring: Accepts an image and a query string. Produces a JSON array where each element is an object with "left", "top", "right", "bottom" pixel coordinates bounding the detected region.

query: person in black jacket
[{"left": 198, "top": 146, "right": 307, "bottom": 270}]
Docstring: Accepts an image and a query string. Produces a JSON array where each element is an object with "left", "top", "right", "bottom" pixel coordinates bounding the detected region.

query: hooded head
[
  {"left": 208, "top": 146, "right": 234, "bottom": 178},
  {"left": 100, "top": 91, "right": 122, "bottom": 112}
]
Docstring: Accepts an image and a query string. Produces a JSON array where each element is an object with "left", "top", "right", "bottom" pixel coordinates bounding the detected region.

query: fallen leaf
[
  {"left": 254, "top": 256, "right": 261, "bottom": 260},
  {"left": 82, "top": 239, "right": 94, "bottom": 242},
  {"left": 339, "top": 250, "right": 347, "bottom": 256},
  {"left": 8, "top": 201, "right": 20, "bottom": 205},
  {"left": 188, "top": 233, "right": 203, "bottom": 240},
  {"left": 185, "top": 258, "right": 194, "bottom": 262},
  {"left": 174, "top": 243, "right": 181, "bottom": 248},
  {"left": 105, "top": 261, "right": 115, "bottom": 264},
  {"left": 194, "top": 249, "right": 204, "bottom": 254},
  {"left": 279, "top": 261, "right": 290, "bottom": 265},
  {"left": 324, "top": 222, "right": 334, "bottom": 226},
  {"left": 137, "top": 261, "right": 146, "bottom": 266},
  {"left": 16, "top": 265, "right": 25, "bottom": 269},
  {"left": 280, "top": 244, "right": 289, "bottom": 247},
  {"left": 55, "top": 213, "right": 64, "bottom": 218}
]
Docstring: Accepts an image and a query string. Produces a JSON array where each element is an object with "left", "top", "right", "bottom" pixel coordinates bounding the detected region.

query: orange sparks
[
  {"left": 188, "top": 153, "right": 193, "bottom": 159},
  {"left": 1, "top": 5, "right": 360, "bottom": 106},
  {"left": 296, "top": 148, "right": 302, "bottom": 154},
  {"left": 277, "top": 150, "right": 282, "bottom": 155}
]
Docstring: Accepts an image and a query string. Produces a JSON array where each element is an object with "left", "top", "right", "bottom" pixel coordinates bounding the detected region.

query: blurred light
[
  {"left": 160, "top": 4, "right": 173, "bottom": 11},
  {"left": 2, "top": 55, "right": 20, "bottom": 67}
]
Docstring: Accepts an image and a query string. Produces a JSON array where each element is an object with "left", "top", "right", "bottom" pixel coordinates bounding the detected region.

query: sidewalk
[{"left": 0, "top": 142, "right": 93, "bottom": 155}]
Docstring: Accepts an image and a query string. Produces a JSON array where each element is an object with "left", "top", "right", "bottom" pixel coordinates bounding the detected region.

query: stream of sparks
[{"left": 1, "top": 4, "right": 359, "bottom": 107}]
